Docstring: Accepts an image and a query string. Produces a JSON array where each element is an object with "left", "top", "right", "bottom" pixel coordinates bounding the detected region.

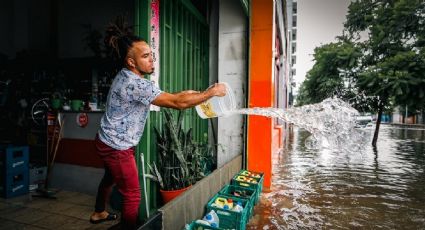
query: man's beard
[
  {"left": 143, "top": 70, "right": 154, "bottom": 75},
  {"left": 139, "top": 67, "right": 154, "bottom": 75}
]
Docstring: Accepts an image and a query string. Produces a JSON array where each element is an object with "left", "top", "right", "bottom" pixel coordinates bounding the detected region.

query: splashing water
[{"left": 229, "top": 98, "right": 368, "bottom": 152}]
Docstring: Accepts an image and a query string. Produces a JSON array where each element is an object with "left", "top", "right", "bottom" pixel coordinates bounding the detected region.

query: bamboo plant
[{"left": 149, "top": 109, "right": 215, "bottom": 191}]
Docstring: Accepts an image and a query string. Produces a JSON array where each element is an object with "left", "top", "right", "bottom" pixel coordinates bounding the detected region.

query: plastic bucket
[{"left": 195, "top": 82, "right": 236, "bottom": 119}]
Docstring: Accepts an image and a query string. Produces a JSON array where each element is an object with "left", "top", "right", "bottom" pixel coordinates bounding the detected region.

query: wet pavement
[{"left": 0, "top": 190, "right": 119, "bottom": 230}]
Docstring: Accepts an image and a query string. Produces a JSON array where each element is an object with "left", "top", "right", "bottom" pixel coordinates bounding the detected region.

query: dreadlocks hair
[{"left": 104, "top": 15, "right": 146, "bottom": 67}]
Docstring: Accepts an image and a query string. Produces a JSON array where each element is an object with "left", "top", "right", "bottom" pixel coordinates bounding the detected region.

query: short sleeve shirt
[{"left": 98, "top": 68, "right": 162, "bottom": 150}]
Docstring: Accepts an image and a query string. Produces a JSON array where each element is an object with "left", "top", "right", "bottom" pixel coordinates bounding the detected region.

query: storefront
[
  {"left": 0, "top": 0, "right": 290, "bottom": 228},
  {"left": 0, "top": 0, "right": 231, "bottom": 223}
]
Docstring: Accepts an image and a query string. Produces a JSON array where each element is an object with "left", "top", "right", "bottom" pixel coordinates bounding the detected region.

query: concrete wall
[
  {"left": 159, "top": 155, "right": 242, "bottom": 230},
  {"left": 217, "top": 0, "right": 247, "bottom": 167}
]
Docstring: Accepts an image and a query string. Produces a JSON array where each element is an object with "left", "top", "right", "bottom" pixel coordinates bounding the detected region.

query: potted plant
[{"left": 149, "top": 109, "right": 216, "bottom": 203}]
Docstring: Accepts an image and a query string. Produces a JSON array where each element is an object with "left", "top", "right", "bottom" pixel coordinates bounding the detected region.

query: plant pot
[{"left": 160, "top": 185, "right": 191, "bottom": 204}]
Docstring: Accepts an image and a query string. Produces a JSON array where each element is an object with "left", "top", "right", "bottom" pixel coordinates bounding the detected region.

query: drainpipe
[{"left": 242, "top": 2, "right": 251, "bottom": 170}]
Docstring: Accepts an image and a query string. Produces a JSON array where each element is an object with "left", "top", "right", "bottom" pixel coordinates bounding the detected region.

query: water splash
[{"left": 229, "top": 98, "right": 368, "bottom": 152}]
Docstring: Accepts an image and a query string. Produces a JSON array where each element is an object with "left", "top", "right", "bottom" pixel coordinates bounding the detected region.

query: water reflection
[{"left": 247, "top": 125, "right": 425, "bottom": 229}]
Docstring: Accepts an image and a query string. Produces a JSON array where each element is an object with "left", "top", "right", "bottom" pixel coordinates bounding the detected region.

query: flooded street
[{"left": 248, "top": 124, "right": 425, "bottom": 229}]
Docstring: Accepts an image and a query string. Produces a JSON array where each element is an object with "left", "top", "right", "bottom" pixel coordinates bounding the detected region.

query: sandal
[{"left": 90, "top": 213, "right": 118, "bottom": 224}]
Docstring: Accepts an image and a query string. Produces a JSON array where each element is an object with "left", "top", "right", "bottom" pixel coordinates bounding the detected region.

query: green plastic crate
[
  {"left": 206, "top": 193, "right": 251, "bottom": 230},
  {"left": 218, "top": 184, "right": 257, "bottom": 208},
  {"left": 185, "top": 221, "right": 223, "bottom": 230},
  {"left": 231, "top": 170, "right": 264, "bottom": 201},
  {"left": 237, "top": 170, "right": 263, "bottom": 180}
]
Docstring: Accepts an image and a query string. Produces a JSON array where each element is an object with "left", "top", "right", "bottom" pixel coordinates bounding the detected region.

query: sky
[{"left": 294, "top": 0, "right": 351, "bottom": 94}]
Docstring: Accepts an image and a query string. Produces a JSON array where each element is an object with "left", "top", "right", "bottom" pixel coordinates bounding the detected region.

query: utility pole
[{"left": 405, "top": 104, "right": 408, "bottom": 123}]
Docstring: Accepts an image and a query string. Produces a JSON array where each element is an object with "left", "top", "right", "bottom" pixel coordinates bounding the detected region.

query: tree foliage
[
  {"left": 345, "top": 0, "right": 425, "bottom": 111},
  {"left": 296, "top": 41, "right": 362, "bottom": 106}
]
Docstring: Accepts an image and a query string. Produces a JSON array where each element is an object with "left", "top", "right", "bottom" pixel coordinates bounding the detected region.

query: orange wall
[{"left": 247, "top": 0, "right": 275, "bottom": 188}]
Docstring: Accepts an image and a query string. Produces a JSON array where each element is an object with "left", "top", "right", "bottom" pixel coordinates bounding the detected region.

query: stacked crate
[
  {"left": 186, "top": 169, "right": 264, "bottom": 230},
  {"left": 230, "top": 170, "right": 264, "bottom": 205},
  {"left": 0, "top": 146, "right": 29, "bottom": 198},
  {"left": 219, "top": 184, "right": 257, "bottom": 217}
]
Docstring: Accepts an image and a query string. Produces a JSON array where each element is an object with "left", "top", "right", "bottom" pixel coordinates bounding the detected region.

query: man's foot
[{"left": 90, "top": 211, "right": 118, "bottom": 224}]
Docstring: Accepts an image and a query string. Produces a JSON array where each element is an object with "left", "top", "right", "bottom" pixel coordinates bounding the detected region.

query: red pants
[{"left": 94, "top": 136, "right": 141, "bottom": 229}]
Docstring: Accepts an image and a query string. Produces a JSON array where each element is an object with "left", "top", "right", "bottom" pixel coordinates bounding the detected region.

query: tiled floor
[{"left": 0, "top": 190, "right": 119, "bottom": 230}]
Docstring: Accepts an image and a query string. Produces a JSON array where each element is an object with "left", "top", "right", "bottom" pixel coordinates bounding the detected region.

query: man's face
[{"left": 127, "top": 41, "right": 154, "bottom": 76}]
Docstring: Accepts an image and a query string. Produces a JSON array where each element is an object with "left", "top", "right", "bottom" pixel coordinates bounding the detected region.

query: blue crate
[
  {"left": 1, "top": 169, "right": 29, "bottom": 198},
  {"left": 0, "top": 146, "right": 29, "bottom": 173}
]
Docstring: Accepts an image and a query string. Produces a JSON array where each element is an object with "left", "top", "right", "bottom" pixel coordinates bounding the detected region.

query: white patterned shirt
[{"left": 98, "top": 68, "right": 162, "bottom": 150}]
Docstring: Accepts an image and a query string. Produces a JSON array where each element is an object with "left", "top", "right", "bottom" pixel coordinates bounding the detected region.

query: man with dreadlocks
[{"left": 89, "top": 17, "right": 226, "bottom": 229}]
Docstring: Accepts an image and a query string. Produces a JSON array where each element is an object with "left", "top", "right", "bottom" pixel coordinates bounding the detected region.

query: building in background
[{"left": 287, "top": 0, "right": 297, "bottom": 106}]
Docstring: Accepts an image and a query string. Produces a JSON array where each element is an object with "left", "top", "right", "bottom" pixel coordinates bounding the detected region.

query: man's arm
[{"left": 152, "top": 83, "right": 226, "bottom": 110}]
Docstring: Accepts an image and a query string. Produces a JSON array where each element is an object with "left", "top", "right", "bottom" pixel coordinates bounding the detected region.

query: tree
[
  {"left": 344, "top": 0, "right": 425, "bottom": 146},
  {"left": 296, "top": 41, "right": 362, "bottom": 106}
]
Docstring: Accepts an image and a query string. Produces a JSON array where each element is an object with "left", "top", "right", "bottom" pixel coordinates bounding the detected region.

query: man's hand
[{"left": 208, "top": 83, "right": 227, "bottom": 97}]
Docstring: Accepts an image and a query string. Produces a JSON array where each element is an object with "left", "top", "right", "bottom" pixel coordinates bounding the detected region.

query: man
[{"left": 89, "top": 23, "right": 226, "bottom": 229}]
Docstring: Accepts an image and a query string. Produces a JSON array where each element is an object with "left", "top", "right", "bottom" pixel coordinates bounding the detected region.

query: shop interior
[{"left": 0, "top": 0, "right": 134, "bottom": 164}]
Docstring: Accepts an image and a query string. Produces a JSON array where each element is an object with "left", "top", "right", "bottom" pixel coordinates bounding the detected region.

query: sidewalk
[
  {"left": 389, "top": 123, "right": 425, "bottom": 128},
  {"left": 0, "top": 190, "right": 119, "bottom": 230}
]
